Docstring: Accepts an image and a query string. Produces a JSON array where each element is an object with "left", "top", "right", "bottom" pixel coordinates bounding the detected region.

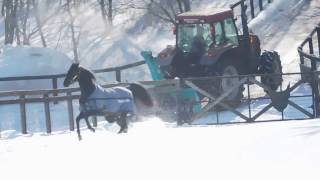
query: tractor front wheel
[{"left": 259, "top": 51, "right": 283, "bottom": 91}]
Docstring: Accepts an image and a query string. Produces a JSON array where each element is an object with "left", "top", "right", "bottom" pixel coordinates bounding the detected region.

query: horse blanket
[{"left": 80, "top": 85, "right": 135, "bottom": 114}]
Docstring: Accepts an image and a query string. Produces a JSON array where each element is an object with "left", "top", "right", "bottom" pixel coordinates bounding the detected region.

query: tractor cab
[
  {"left": 175, "top": 8, "right": 240, "bottom": 55},
  {"left": 157, "top": 8, "right": 249, "bottom": 78}
]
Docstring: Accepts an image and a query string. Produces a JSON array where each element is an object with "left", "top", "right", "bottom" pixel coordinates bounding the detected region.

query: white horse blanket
[{"left": 81, "top": 85, "right": 135, "bottom": 114}]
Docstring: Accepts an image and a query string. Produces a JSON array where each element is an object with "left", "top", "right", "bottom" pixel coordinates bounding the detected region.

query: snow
[
  {"left": 0, "top": 46, "right": 73, "bottom": 91},
  {"left": 249, "top": 0, "right": 320, "bottom": 72},
  {"left": 1, "top": 118, "right": 320, "bottom": 180},
  {"left": 0, "top": 46, "right": 72, "bottom": 77},
  {"left": 1, "top": 0, "right": 320, "bottom": 180}
]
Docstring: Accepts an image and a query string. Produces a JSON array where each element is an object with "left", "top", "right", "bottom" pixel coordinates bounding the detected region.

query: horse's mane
[{"left": 79, "top": 66, "right": 96, "bottom": 80}]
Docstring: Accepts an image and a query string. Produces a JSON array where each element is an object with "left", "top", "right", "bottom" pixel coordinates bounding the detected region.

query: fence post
[
  {"left": 44, "top": 94, "right": 52, "bottom": 134},
  {"left": 317, "top": 26, "right": 320, "bottom": 57},
  {"left": 246, "top": 76, "right": 252, "bottom": 121},
  {"left": 250, "top": 0, "right": 255, "bottom": 19},
  {"left": 298, "top": 51, "right": 304, "bottom": 65},
  {"left": 308, "top": 37, "right": 314, "bottom": 55},
  {"left": 52, "top": 78, "right": 58, "bottom": 104},
  {"left": 259, "top": 0, "right": 263, "bottom": 11},
  {"left": 52, "top": 78, "right": 58, "bottom": 93},
  {"left": 67, "top": 92, "right": 74, "bottom": 131},
  {"left": 19, "top": 95, "right": 27, "bottom": 134},
  {"left": 116, "top": 70, "right": 121, "bottom": 82}
]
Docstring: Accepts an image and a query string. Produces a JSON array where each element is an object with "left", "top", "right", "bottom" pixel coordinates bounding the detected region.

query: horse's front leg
[
  {"left": 76, "top": 112, "right": 85, "bottom": 141},
  {"left": 117, "top": 113, "right": 128, "bottom": 134}
]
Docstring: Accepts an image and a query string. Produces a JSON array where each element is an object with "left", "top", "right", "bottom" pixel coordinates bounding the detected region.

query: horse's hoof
[
  {"left": 118, "top": 129, "right": 128, "bottom": 134},
  {"left": 78, "top": 135, "right": 82, "bottom": 141},
  {"left": 90, "top": 128, "right": 95, "bottom": 133}
]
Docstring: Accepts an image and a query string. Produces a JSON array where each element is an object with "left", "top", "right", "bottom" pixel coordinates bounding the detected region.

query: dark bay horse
[{"left": 63, "top": 63, "right": 153, "bottom": 140}]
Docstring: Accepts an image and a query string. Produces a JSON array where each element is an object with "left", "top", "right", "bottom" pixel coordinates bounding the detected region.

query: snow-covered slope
[{"left": 250, "top": 0, "right": 320, "bottom": 72}]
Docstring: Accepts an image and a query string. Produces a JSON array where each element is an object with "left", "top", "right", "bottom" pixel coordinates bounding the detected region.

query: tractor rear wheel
[
  {"left": 204, "top": 61, "right": 244, "bottom": 110},
  {"left": 218, "top": 64, "right": 244, "bottom": 106},
  {"left": 259, "top": 51, "right": 283, "bottom": 91}
]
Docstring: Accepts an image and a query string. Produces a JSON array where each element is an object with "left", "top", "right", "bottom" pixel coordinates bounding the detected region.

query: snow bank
[{"left": 0, "top": 46, "right": 72, "bottom": 90}]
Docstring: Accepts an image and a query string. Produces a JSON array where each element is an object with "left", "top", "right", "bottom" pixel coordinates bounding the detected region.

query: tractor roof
[{"left": 176, "top": 8, "right": 233, "bottom": 23}]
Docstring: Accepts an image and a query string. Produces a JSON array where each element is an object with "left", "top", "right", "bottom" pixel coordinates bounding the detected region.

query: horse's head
[{"left": 63, "top": 63, "right": 80, "bottom": 87}]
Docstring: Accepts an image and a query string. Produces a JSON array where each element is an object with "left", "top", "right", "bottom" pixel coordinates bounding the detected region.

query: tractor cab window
[
  {"left": 213, "top": 22, "right": 224, "bottom": 46},
  {"left": 223, "top": 18, "right": 239, "bottom": 46},
  {"left": 177, "top": 24, "right": 212, "bottom": 53}
]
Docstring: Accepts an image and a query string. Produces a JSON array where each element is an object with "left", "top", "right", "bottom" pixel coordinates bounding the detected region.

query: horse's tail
[{"left": 128, "top": 83, "right": 153, "bottom": 107}]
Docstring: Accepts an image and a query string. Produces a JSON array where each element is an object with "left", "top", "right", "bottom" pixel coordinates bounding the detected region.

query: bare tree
[
  {"left": 2, "top": 0, "right": 19, "bottom": 44},
  {"left": 18, "top": 0, "right": 31, "bottom": 45},
  {"left": 66, "top": 0, "right": 80, "bottom": 62},
  {"left": 32, "top": 0, "right": 47, "bottom": 47},
  {"left": 99, "top": 0, "right": 112, "bottom": 27},
  {"left": 145, "top": 0, "right": 191, "bottom": 24}
]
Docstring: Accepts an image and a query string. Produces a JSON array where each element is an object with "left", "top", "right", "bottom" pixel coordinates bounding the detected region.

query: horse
[{"left": 63, "top": 63, "right": 153, "bottom": 140}]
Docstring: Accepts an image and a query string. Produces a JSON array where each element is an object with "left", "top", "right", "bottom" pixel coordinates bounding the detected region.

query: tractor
[{"left": 142, "top": 2, "right": 282, "bottom": 108}]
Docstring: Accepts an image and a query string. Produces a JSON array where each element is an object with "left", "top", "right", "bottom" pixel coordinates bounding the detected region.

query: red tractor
[{"left": 154, "top": 3, "right": 282, "bottom": 105}]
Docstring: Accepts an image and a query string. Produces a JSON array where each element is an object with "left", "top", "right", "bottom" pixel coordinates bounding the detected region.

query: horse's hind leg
[
  {"left": 76, "top": 113, "right": 84, "bottom": 141},
  {"left": 117, "top": 113, "right": 128, "bottom": 134},
  {"left": 85, "top": 117, "right": 95, "bottom": 132}
]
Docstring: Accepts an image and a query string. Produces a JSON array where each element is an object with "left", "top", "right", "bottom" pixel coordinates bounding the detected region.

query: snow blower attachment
[{"left": 141, "top": 51, "right": 201, "bottom": 124}]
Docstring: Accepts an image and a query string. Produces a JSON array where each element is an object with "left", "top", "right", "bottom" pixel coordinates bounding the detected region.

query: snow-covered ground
[{"left": 1, "top": 118, "right": 320, "bottom": 180}]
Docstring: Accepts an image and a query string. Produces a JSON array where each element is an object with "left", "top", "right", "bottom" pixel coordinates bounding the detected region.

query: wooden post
[
  {"left": 20, "top": 95, "right": 27, "bottom": 134},
  {"left": 259, "top": 0, "right": 263, "bottom": 11},
  {"left": 52, "top": 78, "right": 58, "bottom": 104},
  {"left": 44, "top": 94, "right": 52, "bottom": 134},
  {"left": 67, "top": 92, "right": 74, "bottom": 131},
  {"left": 52, "top": 78, "right": 58, "bottom": 93},
  {"left": 116, "top": 70, "right": 121, "bottom": 82},
  {"left": 250, "top": 0, "right": 255, "bottom": 19}
]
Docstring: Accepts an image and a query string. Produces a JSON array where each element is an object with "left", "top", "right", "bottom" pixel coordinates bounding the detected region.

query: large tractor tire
[
  {"left": 259, "top": 51, "right": 283, "bottom": 91},
  {"left": 218, "top": 63, "right": 244, "bottom": 106},
  {"left": 204, "top": 60, "right": 245, "bottom": 110}
]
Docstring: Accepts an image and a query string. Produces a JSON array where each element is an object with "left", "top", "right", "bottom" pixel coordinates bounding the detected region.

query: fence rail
[{"left": 231, "top": 0, "right": 273, "bottom": 24}]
